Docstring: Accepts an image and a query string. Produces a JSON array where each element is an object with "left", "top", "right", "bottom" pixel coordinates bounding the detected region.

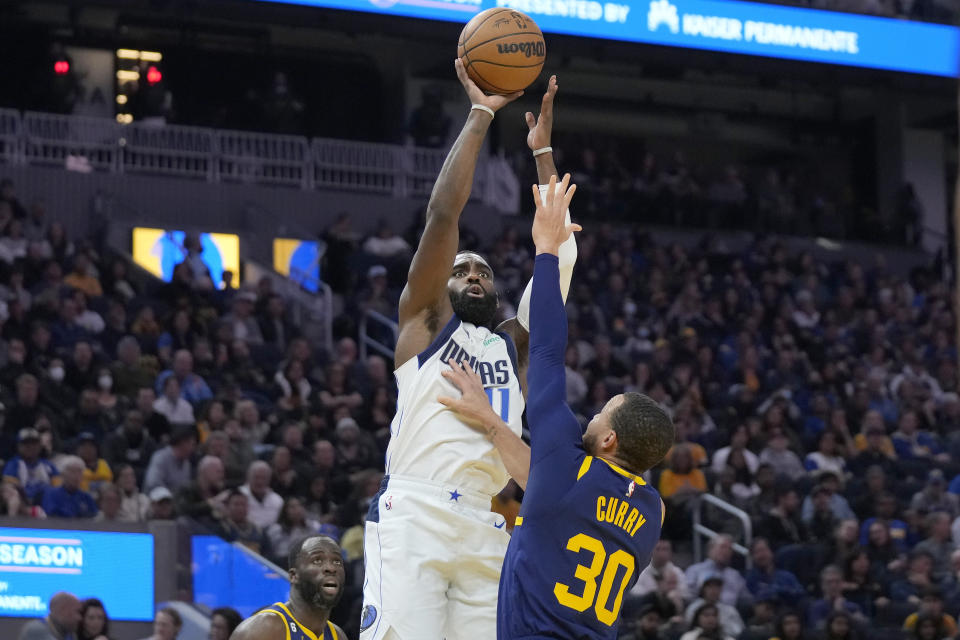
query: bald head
[{"left": 48, "top": 591, "right": 81, "bottom": 630}]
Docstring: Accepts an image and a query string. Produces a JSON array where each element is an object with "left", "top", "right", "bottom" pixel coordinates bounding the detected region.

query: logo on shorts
[
  {"left": 385, "top": 495, "right": 393, "bottom": 510},
  {"left": 360, "top": 604, "right": 378, "bottom": 632}
]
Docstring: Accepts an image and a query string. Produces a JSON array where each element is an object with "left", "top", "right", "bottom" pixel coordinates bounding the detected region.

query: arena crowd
[{"left": 0, "top": 174, "right": 957, "bottom": 640}]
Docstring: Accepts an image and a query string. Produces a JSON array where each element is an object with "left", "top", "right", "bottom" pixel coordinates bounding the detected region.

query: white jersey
[{"left": 386, "top": 314, "right": 524, "bottom": 498}]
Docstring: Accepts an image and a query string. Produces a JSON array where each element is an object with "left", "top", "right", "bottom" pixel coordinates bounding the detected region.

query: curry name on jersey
[
  {"left": 499, "top": 455, "right": 664, "bottom": 639},
  {"left": 386, "top": 314, "right": 525, "bottom": 497}
]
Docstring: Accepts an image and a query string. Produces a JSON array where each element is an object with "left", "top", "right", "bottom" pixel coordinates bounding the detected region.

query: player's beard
[
  {"left": 296, "top": 577, "right": 343, "bottom": 610},
  {"left": 449, "top": 288, "right": 498, "bottom": 327}
]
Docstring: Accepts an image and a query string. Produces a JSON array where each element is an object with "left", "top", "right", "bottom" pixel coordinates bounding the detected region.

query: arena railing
[
  {"left": 359, "top": 308, "right": 399, "bottom": 361},
  {"left": 0, "top": 108, "right": 21, "bottom": 165},
  {"left": 2, "top": 111, "right": 521, "bottom": 212},
  {"left": 218, "top": 129, "right": 312, "bottom": 189},
  {"left": 691, "top": 493, "right": 753, "bottom": 569},
  {"left": 22, "top": 110, "right": 122, "bottom": 172}
]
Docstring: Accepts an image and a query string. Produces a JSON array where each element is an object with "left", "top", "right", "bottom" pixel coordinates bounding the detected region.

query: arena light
[
  {"left": 145, "top": 65, "right": 162, "bottom": 85},
  {"left": 53, "top": 60, "right": 69, "bottom": 75},
  {"left": 116, "top": 49, "right": 140, "bottom": 59},
  {"left": 116, "top": 69, "right": 140, "bottom": 81},
  {"left": 139, "top": 50, "right": 163, "bottom": 62}
]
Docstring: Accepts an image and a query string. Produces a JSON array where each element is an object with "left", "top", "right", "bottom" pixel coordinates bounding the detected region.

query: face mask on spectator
[
  {"left": 98, "top": 375, "right": 113, "bottom": 391},
  {"left": 49, "top": 366, "right": 64, "bottom": 382}
]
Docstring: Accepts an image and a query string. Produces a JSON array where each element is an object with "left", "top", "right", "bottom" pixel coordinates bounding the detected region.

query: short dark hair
[
  {"left": 211, "top": 607, "right": 242, "bottom": 635},
  {"left": 287, "top": 534, "right": 339, "bottom": 570},
  {"left": 610, "top": 392, "right": 674, "bottom": 473}
]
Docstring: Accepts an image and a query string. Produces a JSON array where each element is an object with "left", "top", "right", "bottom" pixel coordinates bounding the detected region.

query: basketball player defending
[
  {"left": 443, "top": 175, "right": 675, "bottom": 638},
  {"left": 231, "top": 536, "right": 347, "bottom": 640},
  {"left": 358, "top": 62, "right": 577, "bottom": 640}
]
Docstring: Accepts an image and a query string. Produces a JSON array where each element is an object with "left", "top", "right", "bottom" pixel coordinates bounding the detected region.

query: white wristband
[
  {"left": 532, "top": 146, "right": 553, "bottom": 157},
  {"left": 471, "top": 104, "right": 495, "bottom": 119}
]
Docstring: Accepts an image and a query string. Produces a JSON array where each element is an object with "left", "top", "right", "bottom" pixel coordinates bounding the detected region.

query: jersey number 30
[{"left": 553, "top": 533, "right": 636, "bottom": 626}]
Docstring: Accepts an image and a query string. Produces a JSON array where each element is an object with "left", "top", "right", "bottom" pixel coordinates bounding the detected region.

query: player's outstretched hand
[
  {"left": 438, "top": 358, "right": 502, "bottom": 435},
  {"left": 526, "top": 75, "right": 557, "bottom": 151},
  {"left": 532, "top": 173, "right": 579, "bottom": 256},
  {"left": 455, "top": 58, "right": 523, "bottom": 114}
]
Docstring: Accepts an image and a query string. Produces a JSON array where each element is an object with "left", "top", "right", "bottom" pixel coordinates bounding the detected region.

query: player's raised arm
[
  {"left": 397, "top": 60, "right": 522, "bottom": 336},
  {"left": 527, "top": 174, "right": 581, "bottom": 455},
  {"left": 500, "top": 76, "right": 578, "bottom": 346}
]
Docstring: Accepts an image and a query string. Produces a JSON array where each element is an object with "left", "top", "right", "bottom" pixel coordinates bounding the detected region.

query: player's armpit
[{"left": 229, "top": 611, "right": 287, "bottom": 640}]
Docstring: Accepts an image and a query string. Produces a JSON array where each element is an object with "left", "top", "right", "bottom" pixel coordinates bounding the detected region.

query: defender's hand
[
  {"left": 455, "top": 59, "right": 523, "bottom": 113},
  {"left": 532, "top": 173, "right": 579, "bottom": 255},
  {"left": 438, "top": 358, "right": 501, "bottom": 434},
  {"left": 526, "top": 75, "right": 558, "bottom": 151}
]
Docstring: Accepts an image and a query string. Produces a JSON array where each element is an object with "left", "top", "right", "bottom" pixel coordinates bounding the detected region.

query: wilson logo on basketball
[{"left": 496, "top": 41, "right": 545, "bottom": 58}]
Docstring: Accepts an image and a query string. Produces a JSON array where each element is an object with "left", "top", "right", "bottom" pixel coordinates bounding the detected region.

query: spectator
[
  {"left": 859, "top": 493, "right": 910, "bottom": 552},
  {"left": 176, "top": 455, "right": 226, "bottom": 526},
  {"left": 678, "top": 603, "right": 733, "bottom": 640},
  {"left": 619, "top": 602, "right": 668, "bottom": 640},
  {"left": 208, "top": 607, "right": 242, "bottom": 640},
  {"left": 18, "top": 591, "right": 81, "bottom": 640},
  {"left": 804, "top": 431, "right": 847, "bottom": 478},
  {"left": 115, "top": 464, "right": 150, "bottom": 522},
  {"left": 136, "top": 387, "right": 170, "bottom": 444},
  {"left": 1, "top": 483, "right": 46, "bottom": 518},
  {"left": 909, "top": 611, "right": 951, "bottom": 640},
  {"left": 806, "top": 565, "right": 864, "bottom": 630},
  {"left": 75, "top": 432, "right": 112, "bottom": 493},
  {"left": 142, "top": 607, "right": 182, "bottom": 640},
  {"left": 265, "top": 497, "right": 324, "bottom": 566},
  {"left": 333, "top": 417, "right": 377, "bottom": 474},
  {"left": 62, "top": 252, "right": 102, "bottom": 299},
  {"left": 222, "top": 291, "right": 263, "bottom": 345},
  {"left": 103, "top": 410, "right": 157, "bottom": 480},
  {"left": 902, "top": 587, "right": 958, "bottom": 637},
  {"left": 240, "top": 460, "right": 283, "bottom": 529},
  {"left": 840, "top": 549, "right": 887, "bottom": 619},
  {"left": 77, "top": 597, "right": 109, "bottom": 640},
  {"left": 155, "top": 350, "right": 212, "bottom": 406},
  {"left": 913, "top": 511, "right": 955, "bottom": 579},
  {"left": 111, "top": 336, "right": 154, "bottom": 399},
  {"left": 363, "top": 221, "right": 411, "bottom": 259},
  {"left": 822, "top": 611, "right": 859, "bottom": 640},
  {"left": 738, "top": 594, "right": 777, "bottom": 640},
  {"left": 758, "top": 429, "right": 805, "bottom": 481},
  {"left": 215, "top": 489, "right": 267, "bottom": 555},
  {"left": 631, "top": 539, "right": 690, "bottom": 602},
  {"left": 890, "top": 551, "right": 938, "bottom": 606},
  {"left": 152, "top": 377, "right": 195, "bottom": 426},
  {"left": 769, "top": 611, "right": 805, "bottom": 640},
  {"left": 911, "top": 470, "right": 960, "bottom": 518},
  {"left": 683, "top": 574, "right": 744, "bottom": 637},
  {"left": 801, "top": 471, "right": 855, "bottom": 523},
  {"left": 684, "top": 535, "right": 749, "bottom": 608},
  {"left": 892, "top": 410, "right": 948, "bottom": 465},
  {"left": 42, "top": 456, "right": 98, "bottom": 518},
  {"left": 143, "top": 426, "right": 196, "bottom": 493},
  {"left": 147, "top": 486, "right": 176, "bottom": 521},
  {"left": 759, "top": 485, "right": 808, "bottom": 549},
  {"left": 743, "top": 538, "right": 805, "bottom": 603},
  {"left": 258, "top": 294, "right": 297, "bottom": 352},
  {"left": 3, "top": 427, "right": 60, "bottom": 503},
  {"left": 659, "top": 443, "right": 707, "bottom": 501}
]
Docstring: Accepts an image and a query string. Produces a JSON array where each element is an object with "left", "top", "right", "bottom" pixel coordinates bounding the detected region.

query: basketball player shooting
[
  {"left": 442, "top": 174, "right": 675, "bottom": 639},
  {"left": 358, "top": 62, "right": 578, "bottom": 640},
  {"left": 230, "top": 536, "right": 347, "bottom": 640}
]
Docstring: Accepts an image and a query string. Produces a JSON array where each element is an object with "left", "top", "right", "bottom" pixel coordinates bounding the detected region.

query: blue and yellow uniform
[
  {"left": 497, "top": 254, "right": 664, "bottom": 640},
  {"left": 255, "top": 602, "right": 340, "bottom": 640}
]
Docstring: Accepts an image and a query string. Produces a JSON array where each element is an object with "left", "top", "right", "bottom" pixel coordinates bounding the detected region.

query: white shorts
[{"left": 359, "top": 474, "right": 511, "bottom": 640}]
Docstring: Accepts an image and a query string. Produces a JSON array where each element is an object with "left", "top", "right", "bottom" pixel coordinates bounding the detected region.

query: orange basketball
[{"left": 457, "top": 8, "right": 545, "bottom": 95}]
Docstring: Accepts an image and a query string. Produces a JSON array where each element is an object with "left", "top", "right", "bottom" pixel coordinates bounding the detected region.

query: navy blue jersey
[
  {"left": 497, "top": 255, "right": 664, "bottom": 640},
  {"left": 256, "top": 602, "right": 340, "bottom": 640}
]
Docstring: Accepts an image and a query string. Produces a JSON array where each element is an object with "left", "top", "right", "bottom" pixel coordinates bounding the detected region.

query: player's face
[
  {"left": 292, "top": 537, "right": 346, "bottom": 610},
  {"left": 448, "top": 255, "right": 498, "bottom": 326},
  {"left": 582, "top": 394, "right": 624, "bottom": 455}
]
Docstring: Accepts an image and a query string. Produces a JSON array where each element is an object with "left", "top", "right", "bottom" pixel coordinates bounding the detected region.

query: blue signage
[
  {"left": 0, "top": 527, "right": 155, "bottom": 621},
  {"left": 192, "top": 536, "right": 291, "bottom": 619},
  {"left": 254, "top": 0, "right": 960, "bottom": 77}
]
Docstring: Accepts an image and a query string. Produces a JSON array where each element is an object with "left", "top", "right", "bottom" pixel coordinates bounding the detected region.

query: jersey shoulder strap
[{"left": 257, "top": 603, "right": 333, "bottom": 640}]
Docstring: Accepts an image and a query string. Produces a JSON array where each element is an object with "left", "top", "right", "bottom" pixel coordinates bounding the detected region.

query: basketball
[{"left": 457, "top": 8, "right": 545, "bottom": 95}]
